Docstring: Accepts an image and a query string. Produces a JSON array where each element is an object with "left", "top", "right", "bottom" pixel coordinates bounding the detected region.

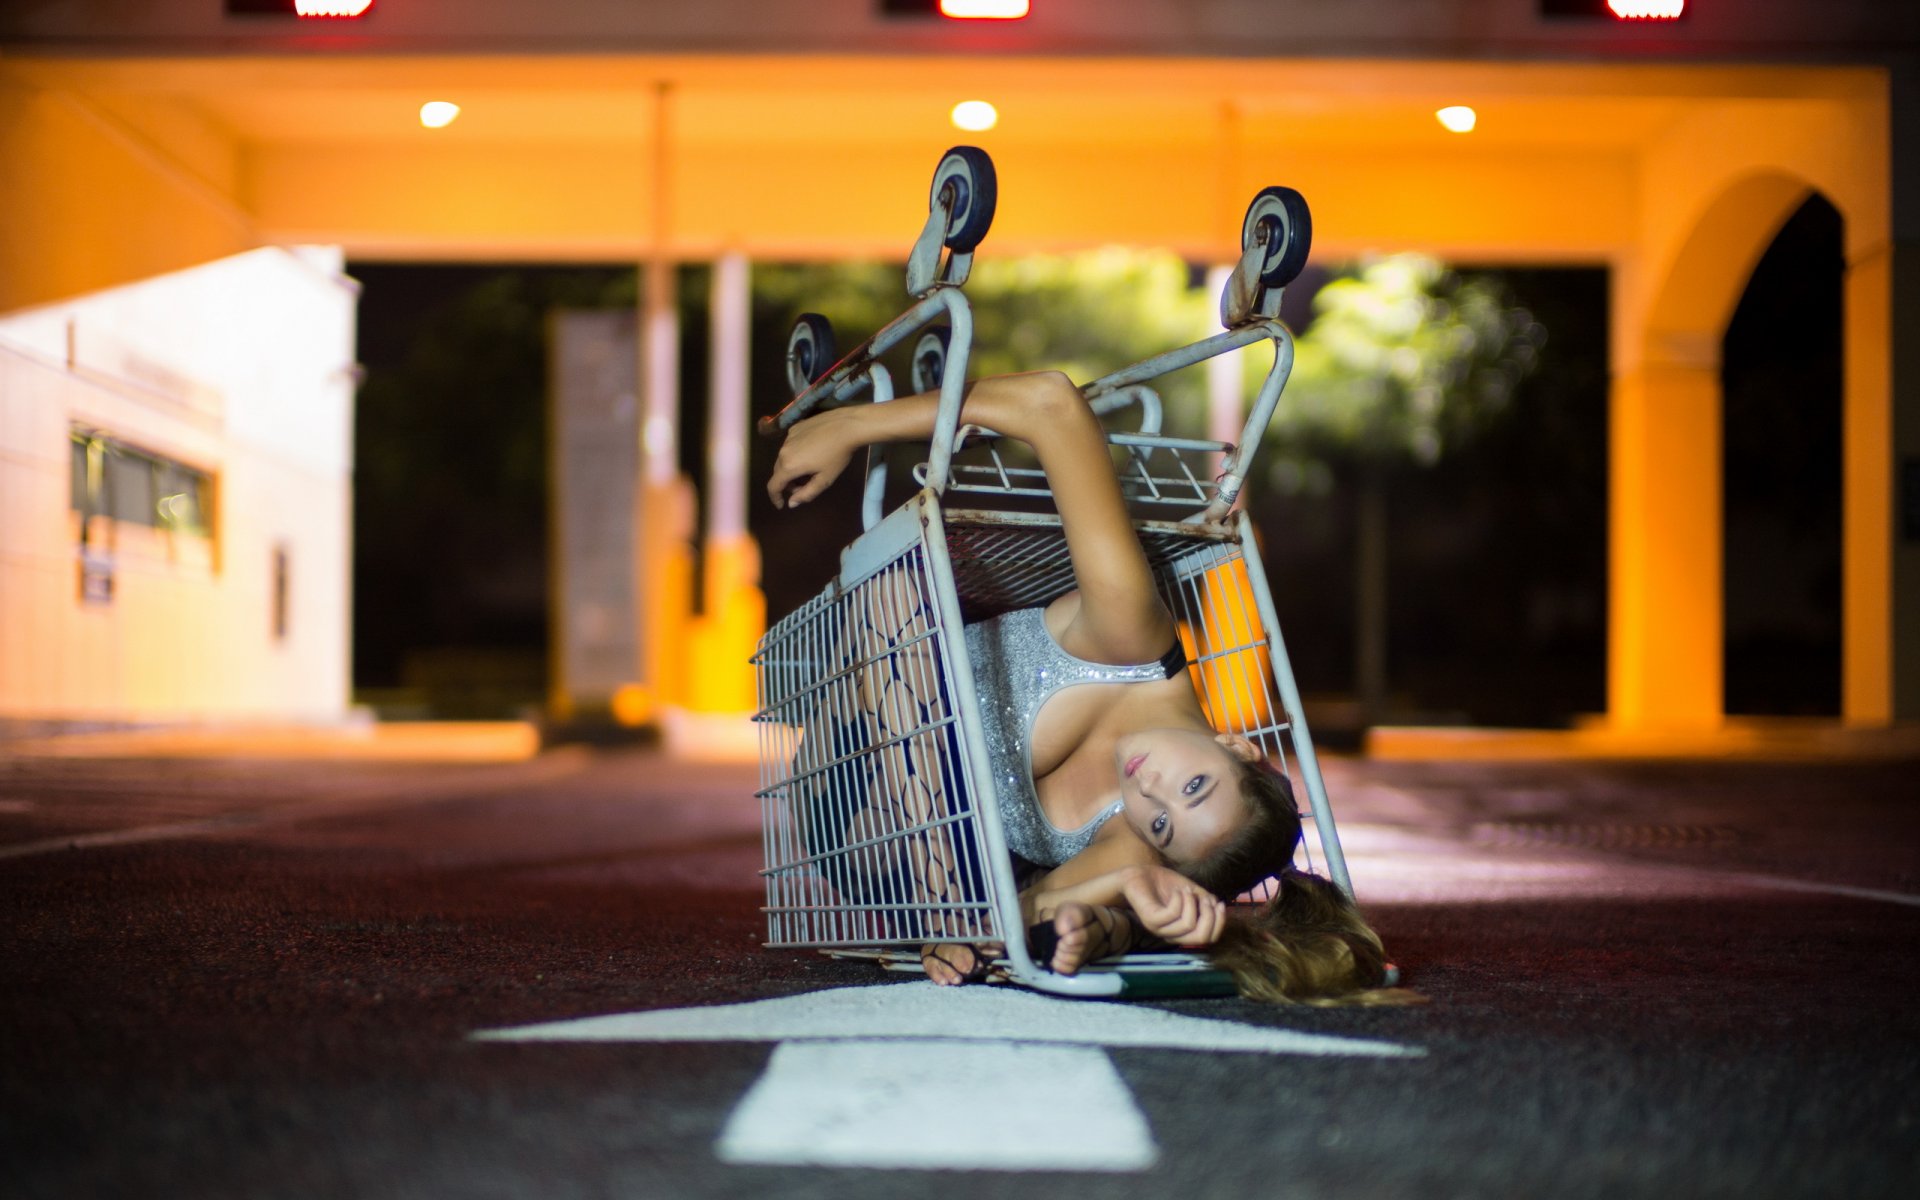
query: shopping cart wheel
[
  {"left": 910, "top": 326, "right": 951, "bottom": 394},
  {"left": 930, "top": 146, "right": 997, "bottom": 253},
  {"left": 1241, "top": 186, "right": 1313, "bottom": 288},
  {"left": 786, "top": 313, "right": 838, "bottom": 395}
]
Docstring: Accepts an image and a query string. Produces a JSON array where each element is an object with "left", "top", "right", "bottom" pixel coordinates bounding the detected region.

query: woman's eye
[
  {"left": 1184, "top": 775, "right": 1206, "bottom": 795},
  {"left": 1151, "top": 812, "right": 1168, "bottom": 834}
]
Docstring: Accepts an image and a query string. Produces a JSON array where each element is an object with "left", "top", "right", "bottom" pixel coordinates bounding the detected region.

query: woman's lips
[{"left": 1123, "top": 753, "right": 1146, "bottom": 778}]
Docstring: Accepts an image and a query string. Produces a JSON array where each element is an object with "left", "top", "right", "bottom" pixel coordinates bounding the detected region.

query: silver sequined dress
[{"left": 962, "top": 607, "right": 1184, "bottom": 866}]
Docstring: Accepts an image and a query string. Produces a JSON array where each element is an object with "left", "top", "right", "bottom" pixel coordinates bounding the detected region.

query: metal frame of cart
[{"left": 752, "top": 146, "right": 1340, "bottom": 997}]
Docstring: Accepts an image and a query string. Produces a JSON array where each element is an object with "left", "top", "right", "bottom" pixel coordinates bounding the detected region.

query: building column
[
  {"left": 687, "top": 251, "right": 766, "bottom": 714},
  {"left": 621, "top": 79, "right": 696, "bottom": 725},
  {"left": 1848, "top": 233, "right": 1920, "bottom": 724},
  {"left": 1843, "top": 61, "right": 1920, "bottom": 725},
  {"left": 1849, "top": 67, "right": 1920, "bottom": 723},
  {"left": 631, "top": 258, "right": 695, "bottom": 724},
  {"left": 1843, "top": 243, "right": 1896, "bottom": 725},
  {"left": 1608, "top": 357, "right": 1724, "bottom": 729}
]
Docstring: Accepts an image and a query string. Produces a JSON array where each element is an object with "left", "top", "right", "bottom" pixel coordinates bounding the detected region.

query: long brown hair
[{"left": 1206, "top": 867, "right": 1425, "bottom": 1006}]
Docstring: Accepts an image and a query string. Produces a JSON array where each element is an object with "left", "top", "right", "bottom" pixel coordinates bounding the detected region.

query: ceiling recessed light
[
  {"left": 419, "top": 101, "right": 461, "bottom": 129},
  {"left": 1436, "top": 105, "right": 1477, "bottom": 134}
]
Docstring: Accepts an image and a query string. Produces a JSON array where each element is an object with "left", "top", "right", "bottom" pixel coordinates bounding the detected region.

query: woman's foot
[
  {"left": 920, "top": 942, "right": 996, "bottom": 986},
  {"left": 1047, "top": 903, "right": 1130, "bottom": 975}
]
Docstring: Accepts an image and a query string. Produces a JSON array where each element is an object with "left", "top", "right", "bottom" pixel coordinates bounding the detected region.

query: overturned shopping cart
[{"left": 753, "top": 146, "right": 1345, "bottom": 997}]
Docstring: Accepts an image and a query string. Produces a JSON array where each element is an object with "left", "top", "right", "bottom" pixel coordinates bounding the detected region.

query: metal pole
[
  {"left": 633, "top": 80, "right": 692, "bottom": 718},
  {"left": 694, "top": 249, "right": 767, "bottom": 713},
  {"left": 642, "top": 261, "right": 679, "bottom": 487},
  {"left": 642, "top": 80, "right": 680, "bottom": 489},
  {"left": 708, "top": 252, "right": 750, "bottom": 540}
]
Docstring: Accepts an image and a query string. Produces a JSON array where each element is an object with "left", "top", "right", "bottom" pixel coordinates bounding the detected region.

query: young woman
[{"left": 770, "top": 369, "right": 1396, "bottom": 1003}]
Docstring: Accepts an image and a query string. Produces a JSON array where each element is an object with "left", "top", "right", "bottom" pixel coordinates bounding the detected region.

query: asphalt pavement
[{"left": 2, "top": 742, "right": 1916, "bottom": 1199}]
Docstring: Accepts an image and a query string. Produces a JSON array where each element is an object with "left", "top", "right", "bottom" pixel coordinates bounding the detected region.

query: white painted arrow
[
  {"left": 474, "top": 982, "right": 1421, "bottom": 1172},
  {"left": 474, "top": 981, "right": 1420, "bottom": 1058}
]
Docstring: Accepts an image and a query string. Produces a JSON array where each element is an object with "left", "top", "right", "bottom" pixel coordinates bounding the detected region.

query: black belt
[{"left": 1157, "top": 639, "right": 1188, "bottom": 677}]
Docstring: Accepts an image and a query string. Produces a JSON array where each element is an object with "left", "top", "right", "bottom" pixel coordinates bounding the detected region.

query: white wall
[{"left": 0, "top": 246, "right": 357, "bottom": 724}]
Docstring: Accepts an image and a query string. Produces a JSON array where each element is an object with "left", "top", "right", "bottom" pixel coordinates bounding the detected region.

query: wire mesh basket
[{"left": 753, "top": 500, "right": 1347, "bottom": 997}]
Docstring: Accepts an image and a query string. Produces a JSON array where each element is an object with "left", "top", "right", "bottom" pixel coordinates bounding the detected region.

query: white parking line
[
  {"left": 475, "top": 980, "right": 1422, "bottom": 1057},
  {"left": 716, "top": 1040, "right": 1158, "bottom": 1172},
  {"left": 1712, "top": 871, "right": 1920, "bottom": 908},
  {"left": 479, "top": 982, "right": 1421, "bottom": 1174},
  {"left": 1343, "top": 822, "right": 1920, "bottom": 911}
]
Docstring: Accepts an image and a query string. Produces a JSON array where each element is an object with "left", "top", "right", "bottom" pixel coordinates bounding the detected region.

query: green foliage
[
  {"left": 753, "top": 249, "right": 1215, "bottom": 414},
  {"left": 965, "top": 249, "right": 1215, "bottom": 410},
  {"left": 1266, "top": 255, "right": 1542, "bottom": 486},
  {"left": 753, "top": 251, "right": 1540, "bottom": 488},
  {"left": 752, "top": 262, "right": 903, "bottom": 344}
]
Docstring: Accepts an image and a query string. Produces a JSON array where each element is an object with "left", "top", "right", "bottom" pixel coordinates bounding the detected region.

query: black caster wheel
[
  {"left": 1240, "top": 186, "right": 1312, "bottom": 289},
  {"left": 786, "top": 313, "right": 838, "bottom": 395},
  {"left": 930, "top": 146, "right": 997, "bottom": 254},
  {"left": 910, "top": 326, "right": 951, "bottom": 395}
]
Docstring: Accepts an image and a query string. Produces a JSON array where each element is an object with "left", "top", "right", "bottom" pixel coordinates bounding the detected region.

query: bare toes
[
  {"left": 1051, "top": 906, "right": 1093, "bottom": 975},
  {"left": 922, "top": 945, "right": 980, "bottom": 986}
]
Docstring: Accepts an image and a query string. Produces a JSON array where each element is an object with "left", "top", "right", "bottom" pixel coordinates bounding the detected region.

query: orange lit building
[{"left": 1, "top": 1, "right": 1914, "bottom": 732}]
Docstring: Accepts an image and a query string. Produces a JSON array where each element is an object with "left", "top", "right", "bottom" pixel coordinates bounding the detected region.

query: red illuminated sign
[
  {"left": 225, "top": 1, "right": 375, "bottom": 17},
  {"left": 879, "top": 0, "right": 1031, "bottom": 19},
  {"left": 1539, "top": 0, "right": 1685, "bottom": 17},
  {"left": 940, "top": 1, "right": 1030, "bottom": 17},
  {"left": 1607, "top": 0, "right": 1684, "bottom": 17}
]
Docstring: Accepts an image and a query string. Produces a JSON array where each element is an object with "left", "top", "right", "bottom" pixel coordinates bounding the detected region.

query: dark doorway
[
  {"left": 1248, "top": 267, "right": 1612, "bottom": 730},
  {"left": 1721, "top": 193, "right": 1844, "bottom": 716},
  {"left": 348, "top": 264, "right": 644, "bottom": 717}
]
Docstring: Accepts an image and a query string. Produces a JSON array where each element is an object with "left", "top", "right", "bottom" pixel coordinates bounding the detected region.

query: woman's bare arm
[{"left": 768, "top": 371, "right": 1172, "bottom": 661}]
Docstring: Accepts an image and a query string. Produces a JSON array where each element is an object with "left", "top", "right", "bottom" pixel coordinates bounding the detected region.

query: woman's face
[{"left": 1113, "top": 728, "right": 1261, "bottom": 866}]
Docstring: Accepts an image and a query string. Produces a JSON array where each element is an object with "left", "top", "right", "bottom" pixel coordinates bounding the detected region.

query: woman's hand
[
  {"left": 768, "top": 409, "right": 858, "bottom": 509},
  {"left": 1120, "top": 865, "right": 1227, "bottom": 947}
]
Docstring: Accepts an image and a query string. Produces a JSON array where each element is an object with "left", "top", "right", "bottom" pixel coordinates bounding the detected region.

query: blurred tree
[
  {"left": 747, "top": 250, "right": 1215, "bottom": 615},
  {"left": 753, "top": 249, "right": 1212, "bottom": 394},
  {"left": 1259, "top": 255, "right": 1542, "bottom": 720},
  {"left": 751, "top": 252, "right": 1543, "bottom": 725},
  {"left": 965, "top": 249, "right": 1215, "bottom": 397}
]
